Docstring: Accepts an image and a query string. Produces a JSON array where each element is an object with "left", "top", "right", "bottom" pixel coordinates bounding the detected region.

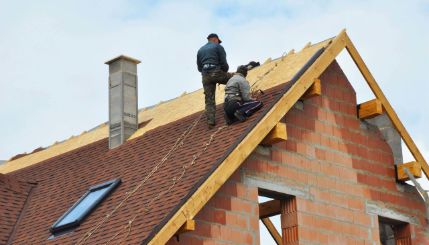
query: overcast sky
[
  {"left": 0, "top": 0, "right": 428, "bottom": 161},
  {"left": 0, "top": 1, "right": 428, "bottom": 243}
]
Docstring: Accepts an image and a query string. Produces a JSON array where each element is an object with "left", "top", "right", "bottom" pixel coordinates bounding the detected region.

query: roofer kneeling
[{"left": 224, "top": 65, "right": 263, "bottom": 125}]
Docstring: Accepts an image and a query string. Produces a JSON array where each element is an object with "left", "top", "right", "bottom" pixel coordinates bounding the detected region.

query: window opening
[
  {"left": 258, "top": 189, "right": 297, "bottom": 245},
  {"left": 378, "top": 216, "right": 411, "bottom": 245}
]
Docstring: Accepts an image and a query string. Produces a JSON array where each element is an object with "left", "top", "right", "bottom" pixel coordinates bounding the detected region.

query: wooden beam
[
  {"left": 261, "top": 217, "right": 283, "bottom": 245},
  {"left": 176, "top": 220, "right": 195, "bottom": 235},
  {"left": 259, "top": 200, "right": 281, "bottom": 218},
  {"left": 344, "top": 33, "right": 429, "bottom": 179},
  {"left": 357, "top": 99, "right": 383, "bottom": 119},
  {"left": 302, "top": 78, "right": 321, "bottom": 99},
  {"left": 261, "top": 123, "right": 287, "bottom": 145},
  {"left": 397, "top": 161, "right": 422, "bottom": 181},
  {"left": 148, "top": 30, "right": 347, "bottom": 245}
]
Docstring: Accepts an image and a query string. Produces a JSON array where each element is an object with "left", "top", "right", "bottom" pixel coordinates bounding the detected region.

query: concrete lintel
[
  {"left": 366, "top": 201, "right": 419, "bottom": 225},
  {"left": 244, "top": 175, "right": 312, "bottom": 200}
]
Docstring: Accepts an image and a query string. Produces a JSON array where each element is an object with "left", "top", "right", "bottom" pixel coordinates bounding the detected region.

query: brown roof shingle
[{"left": 0, "top": 174, "right": 33, "bottom": 245}]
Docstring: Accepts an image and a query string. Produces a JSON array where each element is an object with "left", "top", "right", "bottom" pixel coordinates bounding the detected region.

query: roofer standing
[
  {"left": 224, "top": 65, "right": 263, "bottom": 125},
  {"left": 197, "top": 33, "right": 233, "bottom": 129}
]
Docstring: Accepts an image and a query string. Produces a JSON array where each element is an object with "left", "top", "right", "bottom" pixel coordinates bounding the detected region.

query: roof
[
  {"left": 1, "top": 30, "right": 428, "bottom": 244},
  {"left": 0, "top": 174, "right": 33, "bottom": 244},
  {"left": 0, "top": 36, "right": 330, "bottom": 174},
  {"left": 6, "top": 81, "right": 288, "bottom": 244}
]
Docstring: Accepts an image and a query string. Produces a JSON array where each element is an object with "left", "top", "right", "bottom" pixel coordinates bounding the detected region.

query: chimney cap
[{"left": 105, "top": 55, "right": 141, "bottom": 65}]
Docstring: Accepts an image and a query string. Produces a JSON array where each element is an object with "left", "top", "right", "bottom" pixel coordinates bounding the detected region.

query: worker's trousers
[
  {"left": 202, "top": 68, "right": 233, "bottom": 125},
  {"left": 224, "top": 99, "right": 263, "bottom": 122}
]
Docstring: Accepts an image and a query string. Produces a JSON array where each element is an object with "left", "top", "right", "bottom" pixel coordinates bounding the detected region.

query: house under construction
[{"left": 1, "top": 30, "right": 428, "bottom": 244}]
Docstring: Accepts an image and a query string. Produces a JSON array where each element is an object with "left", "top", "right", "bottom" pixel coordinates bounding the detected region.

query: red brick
[
  {"left": 213, "top": 210, "right": 226, "bottom": 225},
  {"left": 347, "top": 198, "right": 365, "bottom": 211},
  {"left": 225, "top": 212, "right": 248, "bottom": 229}
]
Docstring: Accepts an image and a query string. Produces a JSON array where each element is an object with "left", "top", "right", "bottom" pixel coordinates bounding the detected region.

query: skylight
[{"left": 50, "top": 178, "right": 121, "bottom": 235}]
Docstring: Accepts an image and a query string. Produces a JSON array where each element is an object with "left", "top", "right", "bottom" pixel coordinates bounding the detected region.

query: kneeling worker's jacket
[{"left": 224, "top": 74, "right": 251, "bottom": 102}]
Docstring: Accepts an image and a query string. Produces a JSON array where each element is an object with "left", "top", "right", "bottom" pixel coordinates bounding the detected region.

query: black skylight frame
[{"left": 50, "top": 178, "right": 121, "bottom": 235}]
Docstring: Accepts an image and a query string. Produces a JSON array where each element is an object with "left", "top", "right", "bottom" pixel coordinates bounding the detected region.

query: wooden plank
[
  {"left": 343, "top": 34, "right": 429, "bottom": 179},
  {"left": 148, "top": 30, "right": 347, "bottom": 245},
  {"left": 302, "top": 78, "right": 321, "bottom": 99},
  {"left": 261, "top": 123, "right": 287, "bottom": 145},
  {"left": 175, "top": 219, "right": 195, "bottom": 235},
  {"left": 357, "top": 99, "right": 383, "bottom": 119},
  {"left": 259, "top": 200, "right": 281, "bottom": 218},
  {"left": 397, "top": 161, "right": 422, "bottom": 181},
  {"left": 261, "top": 217, "right": 283, "bottom": 245}
]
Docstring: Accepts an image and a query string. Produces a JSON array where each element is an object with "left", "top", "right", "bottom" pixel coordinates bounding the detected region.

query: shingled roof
[
  {"left": 1, "top": 30, "right": 428, "bottom": 244},
  {"left": 0, "top": 174, "right": 33, "bottom": 244}
]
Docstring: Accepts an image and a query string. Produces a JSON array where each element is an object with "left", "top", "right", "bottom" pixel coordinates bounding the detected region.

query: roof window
[{"left": 50, "top": 178, "right": 121, "bottom": 235}]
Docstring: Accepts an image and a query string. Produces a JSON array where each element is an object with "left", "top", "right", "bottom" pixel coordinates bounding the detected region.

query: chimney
[{"left": 105, "top": 55, "right": 141, "bottom": 149}]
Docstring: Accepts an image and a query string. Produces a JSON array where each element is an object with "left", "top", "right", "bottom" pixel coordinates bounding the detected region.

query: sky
[{"left": 0, "top": 0, "right": 428, "bottom": 243}]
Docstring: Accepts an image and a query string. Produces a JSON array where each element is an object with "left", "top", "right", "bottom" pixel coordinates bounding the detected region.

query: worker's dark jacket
[{"left": 197, "top": 42, "right": 229, "bottom": 74}]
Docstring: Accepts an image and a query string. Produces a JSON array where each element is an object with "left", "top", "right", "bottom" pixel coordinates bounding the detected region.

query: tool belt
[
  {"left": 224, "top": 95, "right": 241, "bottom": 104},
  {"left": 202, "top": 64, "right": 218, "bottom": 70}
]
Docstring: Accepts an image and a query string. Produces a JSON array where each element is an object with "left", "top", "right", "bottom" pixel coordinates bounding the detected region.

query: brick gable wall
[{"left": 167, "top": 61, "right": 429, "bottom": 244}]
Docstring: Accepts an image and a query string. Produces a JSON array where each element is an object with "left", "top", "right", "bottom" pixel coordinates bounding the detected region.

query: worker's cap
[
  {"left": 207, "top": 33, "right": 222, "bottom": 43},
  {"left": 236, "top": 65, "right": 248, "bottom": 76}
]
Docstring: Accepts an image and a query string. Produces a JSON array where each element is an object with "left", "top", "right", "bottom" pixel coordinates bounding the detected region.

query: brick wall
[
  {"left": 167, "top": 61, "right": 429, "bottom": 244},
  {"left": 166, "top": 170, "right": 260, "bottom": 245}
]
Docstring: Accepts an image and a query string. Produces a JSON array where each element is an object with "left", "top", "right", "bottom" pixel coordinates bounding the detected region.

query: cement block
[{"left": 365, "top": 114, "right": 403, "bottom": 165}]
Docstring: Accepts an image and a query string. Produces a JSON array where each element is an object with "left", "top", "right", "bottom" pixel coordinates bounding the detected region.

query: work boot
[
  {"left": 208, "top": 121, "right": 216, "bottom": 129},
  {"left": 224, "top": 114, "right": 233, "bottom": 125},
  {"left": 234, "top": 111, "right": 247, "bottom": 122}
]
